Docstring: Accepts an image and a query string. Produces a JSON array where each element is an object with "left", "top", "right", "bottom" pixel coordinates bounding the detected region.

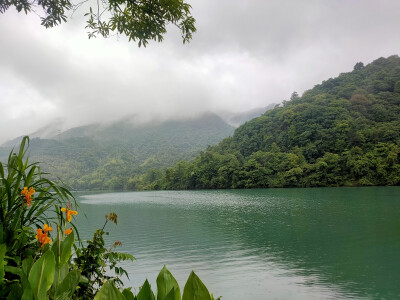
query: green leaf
[
  {"left": 18, "top": 136, "right": 29, "bottom": 158},
  {"left": 21, "top": 257, "right": 33, "bottom": 290},
  {"left": 0, "top": 244, "right": 6, "bottom": 283},
  {"left": 28, "top": 250, "right": 56, "bottom": 300},
  {"left": 122, "top": 288, "right": 135, "bottom": 300},
  {"left": 79, "top": 275, "right": 89, "bottom": 284},
  {"left": 52, "top": 231, "right": 74, "bottom": 272},
  {"left": 94, "top": 280, "right": 125, "bottom": 300},
  {"left": 137, "top": 279, "right": 155, "bottom": 300},
  {"left": 182, "top": 271, "right": 211, "bottom": 300},
  {"left": 0, "top": 161, "right": 4, "bottom": 178},
  {"left": 53, "top": 262, "right": 69, "bottom": 290},
  {"left": 0, "top": 224, "right": 3, "bottom": 244},
  {"left": 4, "top": 265, "right": 21, "bottom": 276},
  {"left": 7, "top": 282, "right": 23, "bottom": 299},
  {"left": 21, "top": 286, "right": 34, "bottom": 300},
  {"left": 164, "top": 288, "right": 176, "bottom": 300},
  {"left": 2, "top": 179, "right": 12, "bottom": 213},
  {"left": 157, "top": 265, "right": 181, "bottom": 300},
  {"left": 60, "top": 231, "right": 74, "bottom": 266},
  {"left": 54, "top": 269, "right": 81, "bottom": 300}
]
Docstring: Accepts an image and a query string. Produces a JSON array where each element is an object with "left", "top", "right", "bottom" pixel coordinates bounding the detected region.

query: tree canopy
[{"left": 0, "top": 0, "right": 196, "bottom": 46}]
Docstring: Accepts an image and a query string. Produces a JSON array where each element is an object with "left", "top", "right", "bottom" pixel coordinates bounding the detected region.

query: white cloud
[{"left": 1, "top": 0, "right": 400, "bottom": 143}]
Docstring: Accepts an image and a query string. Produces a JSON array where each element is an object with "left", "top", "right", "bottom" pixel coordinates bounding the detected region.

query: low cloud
[{"left": 1, "top": 0, "right": 400, "bottom": 143}]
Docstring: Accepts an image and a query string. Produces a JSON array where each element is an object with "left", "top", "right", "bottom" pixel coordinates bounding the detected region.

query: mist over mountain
[
  {"left": 135, "top": 55, "right": 400, "bottom": 190},
  {"left": 0, "top": 112, "right": 239, "bottom": 190},
  {"left": 1, "top": 106, "right": 274, "bottom": 147},
  {"left": 4, "top": 55, "right": 400, "bottom": 191},
  {"left": 219, "top": 103, "right": 277, "bottom": 127}
]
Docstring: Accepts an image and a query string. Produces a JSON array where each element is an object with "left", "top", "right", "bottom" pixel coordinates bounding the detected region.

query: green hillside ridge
[
  {"left": 0, "top": 113, "right": 235, "bottom": 190},
  {"left": 135, "top": 55, "right": 400, "bottom": 190}
]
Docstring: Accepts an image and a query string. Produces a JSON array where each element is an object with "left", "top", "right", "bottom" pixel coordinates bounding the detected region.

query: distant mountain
[
  {"left": 136, "top": 55, "right": 400, "bottom": 190},
  {"left": 0, "top": 113, "right": 235, "bottom": 190}
]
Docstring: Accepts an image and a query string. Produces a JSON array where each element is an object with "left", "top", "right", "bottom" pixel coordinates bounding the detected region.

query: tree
[
  {"left": 290, "top": 91, "right": 299, "bottom": 100},
  {"left": 394, "top": 80, "right": 400, "bottom": 93},
  {"left": 0, "top": 0, "right": 196, "bottom": 47},
  {"left": 353, "top": 62, "right": 364, "bottom": 71}
]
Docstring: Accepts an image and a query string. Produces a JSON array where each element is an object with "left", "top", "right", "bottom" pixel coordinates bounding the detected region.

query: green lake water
[{"left": 75, "top": 187, "right": 400, "bottom": 299}]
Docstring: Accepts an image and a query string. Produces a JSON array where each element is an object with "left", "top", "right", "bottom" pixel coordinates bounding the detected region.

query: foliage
[
  {"left": 136, "top": 55, "right": 400, "bottom": 190},
  {"left": 0, "top": 139, "right": 216, "bottom": 299},
  {"left": 0, "top": 137, "right": 76, "bottom": 297},
  {"left": 0, "top": 0, "right": 196, "bottom": 47},
  {"left": 156, "top": 266, "right": 180, "bottom": 300},
  {"left": 94, "top": 266, "right": 220, "bottom": 300},
  {"left": 74, "top": 212, "right": 134, "bottom": 299}
]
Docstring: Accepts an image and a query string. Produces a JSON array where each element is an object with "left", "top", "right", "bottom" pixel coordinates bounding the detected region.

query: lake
[{"left": 75, "top": 187, "right": 400, "bottom": 299}]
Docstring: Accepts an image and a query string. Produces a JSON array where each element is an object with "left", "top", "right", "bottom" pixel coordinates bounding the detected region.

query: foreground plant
[
  {"left": 95, "top": 265, "right": 221, "bottom": 300},
  {"left": 0, "top": 137, "right": 77, "bottom": 297},
  {"left": 0, "top": 136, "right": 218, "bottom": 299},
  {"left": 74, "top": 212, "right": 135, "bottom": 299}
]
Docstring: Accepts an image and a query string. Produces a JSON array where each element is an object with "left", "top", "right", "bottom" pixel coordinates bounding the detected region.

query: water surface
[{"left": 75, "top": 187, "right": 400, "bottom": 299}]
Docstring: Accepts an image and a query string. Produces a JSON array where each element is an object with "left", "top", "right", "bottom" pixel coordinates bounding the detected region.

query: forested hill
[
  {"left": 136, "top": 55, "right": 400, "bottom": 189},
  {"left": 0, "top": 113, "right": 235, "bottom": 190}
]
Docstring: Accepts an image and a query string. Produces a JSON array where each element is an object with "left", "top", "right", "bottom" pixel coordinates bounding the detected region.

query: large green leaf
[
  {"left": 122, "top": 288, "right": 135, "bottom": 300},
  {"left": 156, "top": 265, "right": 181, "bottom": 300},
  {"left": 52, "top": 231, "right": 74, "bottom": 267},
  {"left": 0, "top": 244, "right": 6, "bottom": 283},
  {"left": 21, "top": 286, "right": 34, "bottom": 300},
  {"left": 137, "top": 279, "right": 155, "bottom": 300},
  {"left": 60, "top": 231, "right": 74, "bottom": 266},
  {"left": 94, "top": 280, "right": 125, "bottom": 300},
  {"left": 182, "top": 272, "right": 211, "bottom": 300},
  {"left": 21, "top": 257, "right": 33, "bottom": 290},
  {"left": 164, "top": 288, "right": 176, "bottom": 300},
  {"left": 52, "top": 231, "right": 74, "bottom": 288},
  {"left": 54, "top": 269, "right": 81, "bottom": 300},
  {"left": 28, "top": 250, "right": 56, "bottom": 300},
  {"left": 53, "top": 263, "right": 69, "bottom": 291}
]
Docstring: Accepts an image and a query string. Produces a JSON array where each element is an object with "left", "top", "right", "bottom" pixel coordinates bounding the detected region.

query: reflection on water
[{"left": 75, "top": 187, "right": 400, "bottom": 299}]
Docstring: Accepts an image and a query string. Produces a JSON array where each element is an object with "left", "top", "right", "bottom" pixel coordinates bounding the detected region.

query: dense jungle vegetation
[{"left": 135, "top": 55, "right": 400, "bottom": 189}]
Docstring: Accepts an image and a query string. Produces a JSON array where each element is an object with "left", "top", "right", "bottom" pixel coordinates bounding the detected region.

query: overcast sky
[{"left": 1, "top": 0, "right": 400, "bottom": 143}]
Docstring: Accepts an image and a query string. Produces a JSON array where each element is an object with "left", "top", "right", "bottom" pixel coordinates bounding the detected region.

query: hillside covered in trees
[
  {"left": 135, "top": 55, "right": 400, "bottom": 190},
  {"left": 0, "top": 114, "right": 235, "bottom": 190}
]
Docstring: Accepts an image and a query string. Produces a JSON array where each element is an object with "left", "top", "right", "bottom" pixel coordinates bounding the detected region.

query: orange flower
[
  {"left": 105, "top": 212, "right": 118, "bottom": 224},
  {"left": 35, "top": 228, "right": 52, "bottom": 247},
  {"left": 113, "top": 241, "right": 122, "bottom": 247},
  {"left": 24, "top": 195, "right": 32, "bottom": 207},
  {"left": 21, "top": 187, "right": 28, "bottom": 195},
  {"left": 21, "top": 186, "right": 35, "bottom": 207},
  {"left": 65, "top": 228, "right": 72, "bottom": 235},
  {"left": 43, "top": 224, "right": 53, "bottom": 233},
  {"left": 61, "top": 207, "right": 78, "bottom": 222}
]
